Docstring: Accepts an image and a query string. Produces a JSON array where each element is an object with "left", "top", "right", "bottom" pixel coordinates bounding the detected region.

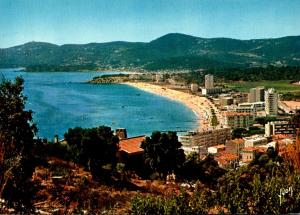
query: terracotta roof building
[
  {"left": 241, "top": 147, "right": 267, "bottom": 163},
  {"left": 225, "top": 138, "right": 245, "bottom": 154},
  {"left": 118, "top": 136, "right": 145, "bottom": 155},
  {"left": 117, "top": 136, "right": 146, "bottom": 171},
  {"left": 208, "top": 144, "right": 226, "bottom": 154},
  {"left": 215, "top": 152, "right": 239, "bottom": 169}
]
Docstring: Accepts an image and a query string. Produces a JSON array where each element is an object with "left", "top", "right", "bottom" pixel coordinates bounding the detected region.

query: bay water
[{"left": 1, "top": 69, "right": 198, "bottom": 140}]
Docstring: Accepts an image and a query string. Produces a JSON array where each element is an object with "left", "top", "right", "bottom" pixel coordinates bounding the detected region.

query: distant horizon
[
  {"left": 1, "top": 0, "right": 300, "bottom": 48},
  {"left": 2, "top": 32, "right": 300, "bottom": 49}
]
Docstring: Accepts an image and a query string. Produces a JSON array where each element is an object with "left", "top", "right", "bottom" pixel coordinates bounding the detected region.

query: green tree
[
  {"left": 179, "top": 153, "right": 203, "bottom": 182},
  {"left": 179, "top": 153, "right": 226, "bottom": 187},
  {"left": 218, "top": 149, "right": 300, "bottom": 214},
  {"left": 291, "top": 109, "right": 300, "bottom": 129},
  {"left": 130, "top": 190, "right": 210, "bottom": 215},
  {"left": 255, "top": 116, "right": 278, "bottom": 125},
  {"left": 141, "top": 131, "right": 185, "bottom": 178},
  {"left": 0, "top": 77, "right": 37, "bottom": 212},
  {"left": 232, "top": 127, "right": 247, "bottom": 138},
  {"left": 210, "top": 108, "right": 219, "bottom": 128},
  {"left": 64, "top": 127, "right": 86, "bottom": 165},
  {"left": 64, "top": 126, "right": 119, "bottom": 179}
]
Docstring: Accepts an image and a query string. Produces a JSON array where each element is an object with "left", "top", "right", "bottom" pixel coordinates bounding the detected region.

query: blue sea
[{"left": 0, "top": 69, "right": 198, "bottom": 140}]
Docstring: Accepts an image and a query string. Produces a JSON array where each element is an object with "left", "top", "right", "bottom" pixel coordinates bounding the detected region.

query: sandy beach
[{"left": 125, "top": 82, "right": 223, "bottom": 132}]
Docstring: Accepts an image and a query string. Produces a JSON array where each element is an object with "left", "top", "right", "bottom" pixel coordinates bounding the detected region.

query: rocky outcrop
[{"left": 89, "top": 75, "right": 130, "bottom": 84}]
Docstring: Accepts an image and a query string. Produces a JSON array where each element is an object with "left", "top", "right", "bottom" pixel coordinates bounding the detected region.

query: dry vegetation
[{"left": 31, "top": 158, "right": 183, "bottom": 214}]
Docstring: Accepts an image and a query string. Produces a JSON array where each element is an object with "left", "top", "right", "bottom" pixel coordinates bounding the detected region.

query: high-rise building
[
  {"left": 265, "top": 88, "right": 278, "bottom": 116},
  {"left": 249, "top": 88, "right": 256, "bottom": 103},
  {"left": 256, "top": 87, "right": 265, "bottom": 102},
  {"left": 205, "top": 74, "right": 214, "bottom": 89},
  {"left": 248, "top": 87, "right": 265, "bottom": 102}
]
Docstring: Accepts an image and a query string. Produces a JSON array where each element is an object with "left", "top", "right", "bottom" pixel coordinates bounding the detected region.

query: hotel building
[{"left": 265, "top": 88, "right": 278, "bottom": 116}]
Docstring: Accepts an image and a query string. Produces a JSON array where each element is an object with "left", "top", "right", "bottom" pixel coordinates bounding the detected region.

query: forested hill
[{"left": 1, "top": 33, "right": 300, "bottom": 71}]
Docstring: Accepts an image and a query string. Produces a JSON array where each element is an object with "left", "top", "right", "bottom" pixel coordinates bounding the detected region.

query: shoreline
[{"left": 125, "top": 82, "right": 222, "bottom": 132}]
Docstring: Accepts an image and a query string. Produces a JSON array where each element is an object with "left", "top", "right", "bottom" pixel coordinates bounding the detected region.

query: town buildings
[
  {"left": 236, "top": 102, "right": 265, "bottom": 116},
  {"left": 205, "top": 74, "right": 214, "bottom": 89},
  {"left": 248, "top": 87, "right": 265, "bottom": 103},
  {"left": 219, "top": 96, "right": 234, "bottom": 106},
  {"left": 244, "top": 136, "right": 268, "bottom": 147},
  {"left": 155, "top": 73, "right": 165, "bottom": 83},
  {"left": 232, "top": 92, "right": 249, "bottom": 104},
  {"left": 117, "top": 135, "right": 146, "bottom": 170},
  {"left": 208, "top": 144, "right": 226, "bottom": 154},
  {"left": 202, "top": 87, "right": 222, "bottom": 96},
  {"left": 265, "top": 88, "right": 278, "bottom": 116},
  {"left": 223, "top": 111, "right": 254, "bottom": 129},
  {"left": 241, "top": 147, "right": 267, "bottom": 163},
  {"left": 180, "top": 128, "right": 231, "bottom": 153},
  {"left": 202, "top": 74, "right": 222, "bottom": 96},
  {"left": 265, "top": 121, "right": 295, "bottom": 136},
  {"left": 214, "top": 152, "right": 239, "bottom": 169},
  {"left": 190, "top": 83, "right": 199, "bottom": 93},
  {"left": 279, "top": 101, "right": 300, "bottom": 114}
]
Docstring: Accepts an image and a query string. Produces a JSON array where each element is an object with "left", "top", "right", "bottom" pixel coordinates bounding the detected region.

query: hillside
[{"left": 1, "top": 33, "right": 300, "bottom": 71}]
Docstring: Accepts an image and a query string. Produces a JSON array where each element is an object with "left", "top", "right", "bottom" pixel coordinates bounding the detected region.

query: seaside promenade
[{"left": 125, "top": 82, "right": 223, "bottom": 132}]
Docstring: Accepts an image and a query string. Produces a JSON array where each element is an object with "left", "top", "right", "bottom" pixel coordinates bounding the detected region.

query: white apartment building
[
  {"left": 202, "top": 87, "right": 222, "bottom": 96},
  {"left": 244, "top": 136, "right": 268, "bottom": 147},
  {"left": 265, "top": 88, "right": 278, "bottom": 116},
  {"left": 205, "top": 74, "right": 214, "bottom": 89},
  {"left": 190, "top": 83, "right": 199, "bottom": 93},
  {"left": 265, "top": 121, "right": 295, "bottom": 136},
  {"left": 180, "top": 128, "right": 231, "bottom": 148},
  {"left": 236, "top": 102, "right": 265, "bottom": 116},
  {"left": 223, "top": 111, "right": 254, "bottom": 129},
  {"left": 248, "top": 87, "right": 265, "bottom": 103}
]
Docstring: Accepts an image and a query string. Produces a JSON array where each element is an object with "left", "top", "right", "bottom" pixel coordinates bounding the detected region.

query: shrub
[{"left": 130, "top": 190, "right": 210, "bottom": 215}]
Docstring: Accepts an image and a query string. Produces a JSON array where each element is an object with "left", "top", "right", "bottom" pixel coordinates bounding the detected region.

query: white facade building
[
  {"left": 249, "top": 87, "right": 265, "bottom": 103},
  {"left": 205, "top": 74, "right": 214, "bottom": 89},
  {"left": 244, "top": 136, "right": 268, "bottom": 148},
  {"left": 190, "top": 83, "right": 199, "bottom": 93},
  {"left": 265, "top": 88, "right": 278, "bottom": 116}
]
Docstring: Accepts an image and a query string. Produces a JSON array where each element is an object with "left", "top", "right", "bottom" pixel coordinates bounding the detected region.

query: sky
[{"left": 0, "top": 0, "right": 300, "bottom": 48}]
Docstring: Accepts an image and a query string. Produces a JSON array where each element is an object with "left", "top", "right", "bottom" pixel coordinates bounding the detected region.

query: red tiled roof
[
  {"left": 273, "top": 134, "right": 294, "bottom": 139},
  {"left": 242, "top": 147, "right": 267, "bottom": 153},
  {"left": 216, "top": 152, "right": 238, "bottom": 160},
  {"left": 215, "top": 152, "right": 238, "bottom": 166},
  {"left": 119, "top": 136, "right": 146, "bottom": 155}
]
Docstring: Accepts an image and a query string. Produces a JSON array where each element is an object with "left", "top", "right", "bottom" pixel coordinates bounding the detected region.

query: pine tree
[{"left": 0, "top": 77, "right": 37, "bottom": 212}]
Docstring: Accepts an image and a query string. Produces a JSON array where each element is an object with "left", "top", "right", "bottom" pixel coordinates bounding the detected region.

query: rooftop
[
  {"left": 273, "top": 134, "right": 294, "bottom": 139},
  {"left": 282, "top": 101, "right": 300, "bottom": 110},
  {"left": 238, "top": 101, "right": 264, "bottom": 107},
  {"left": 119, "top": 136, "right": 146, "bottom": 155},
  {"left": 214, "top": 144, "right": 226, "bottom": 149},
  {"left": 242, "top": 147, "right": 267, "bottom": 153},
  {"left": 223, "top": 111, "right": 252, "bottom": 117},
  {"left": 215, "top": 152, "right": 238, "bottom": 166},
  {"left": 244, "top": 135, "right": 267, "bottom": 141},
  {"left": 216, "top": 152, "right": 238, "bottom": 160},
  {"left": 227, "top": 138, "right": 245, "bottom": 145}
]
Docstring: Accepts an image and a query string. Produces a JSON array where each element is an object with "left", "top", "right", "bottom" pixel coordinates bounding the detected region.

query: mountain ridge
[{"left": 1, "top": 33, "right": 300, "bottom": 71}]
